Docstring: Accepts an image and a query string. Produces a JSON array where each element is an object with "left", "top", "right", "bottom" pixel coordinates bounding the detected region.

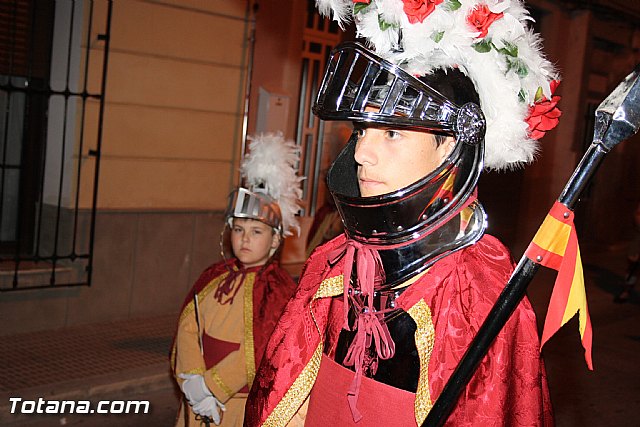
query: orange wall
[
  {"left": 77, "top": 0, "right": 251, "bottom": 210},
  {"left": 72, "top": 0, "right": 310, "bottom": 216}
]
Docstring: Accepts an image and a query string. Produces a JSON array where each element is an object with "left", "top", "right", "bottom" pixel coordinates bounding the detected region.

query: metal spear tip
[{"left": 594, "top": 63, "right": 640, "bottom": 151}]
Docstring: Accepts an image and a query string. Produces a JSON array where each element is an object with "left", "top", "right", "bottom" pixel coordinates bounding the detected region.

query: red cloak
[{"left": 245, "top": 234, "right": 553, "bottom": 426}]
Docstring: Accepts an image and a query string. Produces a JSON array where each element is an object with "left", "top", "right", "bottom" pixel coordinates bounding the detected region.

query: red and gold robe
[
  {"left": 245, "top": 234, "right": 553, "bottom": 426},
  {"left": 172, "top": 259, "right": 297, "bottom": 426}
]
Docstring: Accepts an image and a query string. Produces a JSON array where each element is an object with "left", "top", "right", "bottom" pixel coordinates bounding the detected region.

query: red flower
[
  {"left": 402, "top": 0, "right": 443, "bottom": 24},
  {"left": 353, "top": 0, "right": 371, "bottom": 4},
  {"left": 467, "top": 4, "right": 503, "bottom": 38},
  {"left": 525, "top": 81, "right": 562, "bottom": 140}
]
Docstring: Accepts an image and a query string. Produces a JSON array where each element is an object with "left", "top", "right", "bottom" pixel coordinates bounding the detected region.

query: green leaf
[
  {"left": 507, "top": 57, "right": 529, "bottom": 77},
  {"left": 518, "top": 89, "right": 527, "bottom": 103},
  {"left": 446, "top": 0, "right": 461, "bottom": 11},
  {"left": 431, "top": 31, "right": 444, "bottom": 43},
  {"left": 473, "top": 39, "right": 492, "bottom": 53},
  {"left": 516, "top": 63, "right": 528, "bottom": 78},
  {"left": 497, "top": 41, "right": 518, "bottom": 57},
  {"left": 354, "top": 3, "right": 370, "bottom": 14},
  {"left": 378, "top": 15, "right": 396, "bottom": 31},
  {"left": 534, "top": 86, "right": 544, "bottom": 102}
]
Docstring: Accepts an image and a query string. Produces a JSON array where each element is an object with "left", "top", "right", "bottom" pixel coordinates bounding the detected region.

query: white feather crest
[
  {"left": 241, "top": 132, "right": 304, "bottom": 237},
  {"left": 315, "top": 0, "right": 560, "bottom": 170},
  {"left": 315, "top": 0, "right": 352, "bottom": 28}
]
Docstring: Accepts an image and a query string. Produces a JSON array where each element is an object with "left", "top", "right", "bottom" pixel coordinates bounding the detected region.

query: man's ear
[{"left": 437, "top": 136, "right": 456, "bottom": 162}]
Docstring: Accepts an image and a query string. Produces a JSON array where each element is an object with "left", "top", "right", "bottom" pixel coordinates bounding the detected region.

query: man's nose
[{"left": 354, "top": 131, "right": 378, "bottom": 166}]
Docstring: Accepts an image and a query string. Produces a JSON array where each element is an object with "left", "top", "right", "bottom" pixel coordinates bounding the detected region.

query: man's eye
[
  {"left": 354, "top": 128, "right": 366, "bottom": 138},
  {"left": 385, "top": 130, "right": 401, "bottom": 139},
  {"left": 233, "top": 227, "right": 242, "bottom": 232}
]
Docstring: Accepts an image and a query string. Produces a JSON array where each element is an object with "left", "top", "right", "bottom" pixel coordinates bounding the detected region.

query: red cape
[{"left": 245, "top": 234, "right": 553, "bottom": 426}]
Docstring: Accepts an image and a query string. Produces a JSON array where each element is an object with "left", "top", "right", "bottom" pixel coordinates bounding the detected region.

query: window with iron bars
[{"left": 0, "top": 0, "right": 111, "bottom": 291}]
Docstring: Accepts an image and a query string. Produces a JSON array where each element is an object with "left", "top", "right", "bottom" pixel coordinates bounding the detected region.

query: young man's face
[
  {"left": 230, "top": 218, "right": 280, "bottom": 268},
  {"left": 354, "top": 125, "right": 454, "bottom": 197}
]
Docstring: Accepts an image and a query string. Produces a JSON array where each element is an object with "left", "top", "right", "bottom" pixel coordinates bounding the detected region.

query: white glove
[
  {"left": 178, "top": 373, "right": 226, "bottom": 424},
  {"left": 178, "top": 373, "right": 212, "bottom": 406},
  {"left": 193, "top": 395, "right": 226, "bottom": 425}
]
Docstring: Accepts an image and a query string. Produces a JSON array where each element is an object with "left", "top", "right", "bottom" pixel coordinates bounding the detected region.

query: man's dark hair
[{"left": 420, "top": 68, "right": 480, "bottom": 146}]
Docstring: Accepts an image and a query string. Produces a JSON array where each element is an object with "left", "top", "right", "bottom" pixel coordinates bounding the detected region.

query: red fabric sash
[
  {"left": 202, "top": 334, "right": 240, "bottom": 368},
  {"left": 327, "top": 240, "right": 394, "bottom": 421},
  {"left": 214, "top": 267, "right": 248, "bottom": 304},
  {"left": 202, "top": 333, "right": 249, "bottom": 393},
  {"left": 306, "top": 354, "right": 416, "bottom": 426}
]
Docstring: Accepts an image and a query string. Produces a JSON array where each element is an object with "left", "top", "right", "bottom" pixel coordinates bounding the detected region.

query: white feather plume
[
  {"left": 315, "top": 0, "right": 352, "bottom": 29},
  {"left": 315, "top": 0, "right": 561, "bottom": 170},
  {"left": 241, "top": 132, "right": 304, "bottom": 237}
]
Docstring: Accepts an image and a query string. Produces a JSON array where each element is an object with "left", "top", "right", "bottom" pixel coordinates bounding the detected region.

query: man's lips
[{"left": 358, "top": 176, "right": 383, "bottom": 186}]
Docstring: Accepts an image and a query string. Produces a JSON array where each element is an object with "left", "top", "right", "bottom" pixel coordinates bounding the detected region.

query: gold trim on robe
[
  {"left": 407, "top": 299, "right": 435, "bottom": 425},
  {"left": 244, "top": 274, "right": 257, "bottom": 387},
  {"left": 263, "top": 343, "right": 323, "bottom": 427},
  {"left": 263, "top": 275, "right": 344, "bottom": 427},
  {"left": 314, "top": 275, "right": 344, "bottom": 298},
  {"left": 210, "top": 366, "right": 235, "bottom": 400}
]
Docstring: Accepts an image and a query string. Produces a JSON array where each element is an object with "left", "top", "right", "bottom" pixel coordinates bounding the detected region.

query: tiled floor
[{"left": 0, "top": 314, "right": 177, "bottom": 394}]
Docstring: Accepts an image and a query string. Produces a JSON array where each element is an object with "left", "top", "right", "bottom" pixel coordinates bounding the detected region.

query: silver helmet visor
[
  {"left": 225, "top": 187, "right": 282, "bottom": 232},
  {"left": 313, "top": 42, "right": 485, "bottom": 146}
]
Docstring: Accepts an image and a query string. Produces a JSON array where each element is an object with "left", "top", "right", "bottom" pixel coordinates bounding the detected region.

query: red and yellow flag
[{"left": 524, "top": 201, "right": 593, "bottom": 370}]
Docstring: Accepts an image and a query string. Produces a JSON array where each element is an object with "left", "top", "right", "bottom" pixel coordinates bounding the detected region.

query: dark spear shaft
[
  {"left": 422, "top": 64, "right": 640, "bottom": 427},
  {"left": 422, "top": 143, "right": 606, "bottom": 427}
]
